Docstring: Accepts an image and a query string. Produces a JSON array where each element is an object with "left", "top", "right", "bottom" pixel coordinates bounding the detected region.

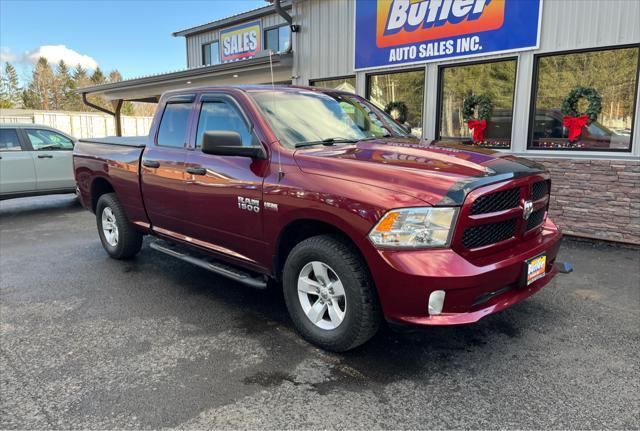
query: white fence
[{"left": 0, "top": 109, "right": 153, "bottom": 139}]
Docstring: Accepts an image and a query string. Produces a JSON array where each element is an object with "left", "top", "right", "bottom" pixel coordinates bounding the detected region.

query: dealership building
[{"left": 80, "top": 0, "right": 640, "bottom": 244}]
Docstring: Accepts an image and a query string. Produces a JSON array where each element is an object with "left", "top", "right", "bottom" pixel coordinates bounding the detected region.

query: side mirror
[{"left": 201, "top": 131, "right": 266, "bottom": 159}]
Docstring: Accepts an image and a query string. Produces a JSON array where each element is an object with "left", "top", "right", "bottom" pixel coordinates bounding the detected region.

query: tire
[
  {"left": 96, "top": 193, "right": 143, "bottom": 259},
  {"left": 282, "top": 234, "right": 381, "bottom": 352}
]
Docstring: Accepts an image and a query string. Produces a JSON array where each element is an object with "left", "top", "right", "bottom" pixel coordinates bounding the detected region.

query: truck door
[
  {"left": 141, "top": 94, "right": 193, "bottom": 236},
  {"left": 183, "top": 93, "right": 268, "bottom": 264}
]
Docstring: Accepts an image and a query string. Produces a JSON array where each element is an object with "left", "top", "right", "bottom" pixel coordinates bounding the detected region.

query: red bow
[
  {"left": 467, "top": 119, "right": 487, "bottom": 142},
  {"left": 563, "top": 115, "right": 588, "bottom": 142}
]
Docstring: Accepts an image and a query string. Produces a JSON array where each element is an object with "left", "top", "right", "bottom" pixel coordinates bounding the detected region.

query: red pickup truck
[{"left": 74, "top": 86, "right": 566, "bottom": 351}]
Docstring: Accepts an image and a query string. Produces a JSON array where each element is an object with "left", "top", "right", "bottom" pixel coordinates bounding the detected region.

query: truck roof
[{"left": 160, "top": 85, "right": 350, "bottom": 97}]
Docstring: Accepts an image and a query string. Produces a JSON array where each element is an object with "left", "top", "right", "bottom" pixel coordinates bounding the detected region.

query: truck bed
[
  {"left": 73, "top": 139, "right": 148, "bottom": 225},
  {"left": 79, "top": 136, "right": 148, "bottom": 148}
]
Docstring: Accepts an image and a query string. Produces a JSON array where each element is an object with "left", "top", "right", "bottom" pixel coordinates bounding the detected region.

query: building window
[
  {"left": 202, "top": 41, "right": 220, "bottom": 66},
  {"left": 529, "top": 46, "right": 639, "bottom": 151},
  {"left": 310, "top": 76, "right": 356, "bottom": 93},
  {"left": 438, "top": 59, "right": 516, "bottom": 148},
  {"left": 367, "top": 70, "right": 425, "bottom": 137},
  {"left": 264, "top": 25, "right": 291, "bottom": 53}
]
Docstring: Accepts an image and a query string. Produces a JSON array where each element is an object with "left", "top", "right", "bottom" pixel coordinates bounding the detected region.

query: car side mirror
[{"left": 201, "top": 131, "right": 266, "bottom": 159}]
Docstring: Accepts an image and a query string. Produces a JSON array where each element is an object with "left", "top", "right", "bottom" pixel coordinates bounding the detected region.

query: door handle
[
  {"left": 186, "top": 167, "right": 207, "bottom": 176},
  {"left": 142, "top": 160, "right": 160, "bottom": 168},
  {"left": 38, "top": 154, "right": 53, "bottom": 159}
]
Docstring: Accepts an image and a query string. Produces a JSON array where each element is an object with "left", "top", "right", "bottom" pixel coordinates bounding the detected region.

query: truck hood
[{"left": 293, "top": 139, "right": 546, "bottom": 205}]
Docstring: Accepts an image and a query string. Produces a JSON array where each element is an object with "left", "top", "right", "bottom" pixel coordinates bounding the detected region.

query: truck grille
[
  {"left": 531, "top": 180, "right": 550, "bottom": 201},
  {"left": 526, "top": 208, "right": 546, "bottom": 231},
  {"left": 454, "top": 176, "right": 551, "bottom": 253},
  {"left": 462, "top": 218, "right": 517, "bottom": 249},
  {"left": 470, "top": 187, "right": 520, "bottom": 215}
]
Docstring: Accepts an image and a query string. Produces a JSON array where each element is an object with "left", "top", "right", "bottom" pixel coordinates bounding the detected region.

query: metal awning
[
  {"left": 78, "top": 52, "right": 293, "bottom": 135},
  {"left": 79, "top": 52, "right": 293, "bottom": 102}
]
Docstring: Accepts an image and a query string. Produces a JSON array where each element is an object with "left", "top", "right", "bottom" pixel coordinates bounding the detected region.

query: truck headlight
[{"left": 368, "top": 207, "right": 458, "bottom": 249}]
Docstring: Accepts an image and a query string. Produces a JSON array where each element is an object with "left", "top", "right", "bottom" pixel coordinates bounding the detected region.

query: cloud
[
  {"left": 0, "top": 47, "right": 17, "bottom": 62},
  {"left": 23, "top": 45, "right": 98, "bottom": 69}
]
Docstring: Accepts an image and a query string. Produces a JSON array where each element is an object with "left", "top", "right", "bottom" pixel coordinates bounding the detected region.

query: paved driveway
[{"left": 1, "top": 195, "right": 638, "bottom": 429}]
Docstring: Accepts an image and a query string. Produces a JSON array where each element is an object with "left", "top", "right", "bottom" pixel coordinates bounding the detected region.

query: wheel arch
[
  {"left": 90, "top": 176, "right": 115, "bottom": 212},
  {"left": 273, "top": 217, "right": 371, "bottom": 282}
]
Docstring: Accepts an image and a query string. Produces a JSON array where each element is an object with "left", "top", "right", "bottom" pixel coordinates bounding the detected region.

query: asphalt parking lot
[{"left": 1, "top": 194, "right": 638, "bottom": 430}]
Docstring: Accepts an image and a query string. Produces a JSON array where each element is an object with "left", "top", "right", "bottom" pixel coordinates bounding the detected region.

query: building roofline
[
  {"left": 172, "top": 1, "right": 291, "bottom": 38},
  {"left": 77, "top": 53, "right": 292, "bottom": 96}
]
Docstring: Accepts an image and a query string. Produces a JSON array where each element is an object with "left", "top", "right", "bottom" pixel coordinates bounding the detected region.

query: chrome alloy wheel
[
  {"left": 297, "top": 261, "right": 346, "bottom": 330},
  {"left": 101, "top": 207, "right": 119, "bottom": 247}
]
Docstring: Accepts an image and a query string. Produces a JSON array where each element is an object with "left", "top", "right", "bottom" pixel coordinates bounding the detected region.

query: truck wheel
[
  {"left": 96, "top": 193, "right": 143, "bottom": 259},
  {"left": 282, "top": 235, "right": 381, "bottom": 352}
]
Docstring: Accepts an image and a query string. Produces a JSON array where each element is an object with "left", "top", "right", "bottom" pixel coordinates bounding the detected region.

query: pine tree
[
  {"left": 0, "top": 64, "right": 10, "bottom": 108},
  {"left": 90, "top": 67, "right": 106, "bottom": 85},
  {"left": 0, "top": 62, "right": 21, "bottom": 108},
  {"left": 22, "top": 57, "right": 54, "bottom": 110},
  {"left": 71, "top": 64, "right": 90, "bottom": 111},
  {"left": 5, "top": 63, "right": 22, "bottom": 108},
  {"left": 55, "top": 60, "right": 75, "bottom": 110}
]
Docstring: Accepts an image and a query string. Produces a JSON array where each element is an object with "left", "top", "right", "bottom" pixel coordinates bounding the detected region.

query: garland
[
  {"left": 384, "top": 101, "right": 408, "bottom": 124},
  {"left": 462, "top": 94, "right": 493, "bottom": 142},
  {"left": 561, "top": 86, "right": 602, "bottom": 142}
]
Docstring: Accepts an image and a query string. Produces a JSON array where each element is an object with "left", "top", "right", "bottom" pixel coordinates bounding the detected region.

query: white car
[{"left": 0, "top": 124, "right": 77, "bottom": 200}]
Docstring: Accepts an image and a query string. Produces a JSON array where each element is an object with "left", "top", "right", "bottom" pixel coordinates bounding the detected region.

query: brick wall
[{"left": 532, "top": 158, "right": 640, "bottom": 245}]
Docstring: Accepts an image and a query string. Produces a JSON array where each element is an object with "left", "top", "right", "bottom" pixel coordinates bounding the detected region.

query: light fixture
[
  {"left": 368, "top": 207, "right": 458, "bottom": 249},
  {"left": 186, "top": 81, "right": 192, "bottom": 84},
  {"left": 233, "top": 74, "right": 239, "bottom": 78}
]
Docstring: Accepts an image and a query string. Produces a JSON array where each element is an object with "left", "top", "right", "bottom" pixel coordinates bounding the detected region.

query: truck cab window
[
  {"left": 196, "top": 101, "right": 252, "bottom": 148},
  {"left": 157, "top": 102, "right": 191, "bottom": 148}
]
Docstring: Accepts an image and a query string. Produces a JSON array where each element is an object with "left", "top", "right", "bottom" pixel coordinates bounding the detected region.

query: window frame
[
  {"left": 25, "top": 128, "right": 75, "bottom": 151},
  {"left": 526, "top": 43, "right": 640, "bottom": 153},
  {"left": 0, "top": 128, "right": 27, "bottom": 152},
  {"left": 201, "top": 40, "right": 220, "bottom": 66},
  {"left": 195, "top": 93, "right": 255, "bottom": 149},
  {"left": 263, "top": 24, "right": 291, "bottom": 53},
  {"left": 435, "top": 56, "right": 518, "bottom": 149},
  {"left": 365, "top": 67, "right": 426, "bottom": 135},
  {"left": 309, "top": 75, "right": 357, "bottom": 89},
  {"left": 154, "top": 94, "right": 195, "bottom": 149}
]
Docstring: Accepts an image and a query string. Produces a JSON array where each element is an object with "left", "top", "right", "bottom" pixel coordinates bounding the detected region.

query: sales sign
[
  {"left": 354, "top": 0, "right": 543, "bottom": 70},
  {"left": 219, "top": 20, "right": 262, "bottom": 63}
]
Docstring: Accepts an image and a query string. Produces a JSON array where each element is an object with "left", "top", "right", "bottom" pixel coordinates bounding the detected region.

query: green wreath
[
  {"left": 384, "top": 101, "right": 408, "bottom": 124},
  {"left": 462, "top": 94, "right": 492, "bottom": 121},
  {"left": 561, "top": 86, "right": 602, "bottom": 124}
]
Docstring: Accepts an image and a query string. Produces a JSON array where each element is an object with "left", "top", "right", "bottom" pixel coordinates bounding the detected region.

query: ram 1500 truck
[{"left": 74, "top": 86, "right": 565, "bottom": 352}]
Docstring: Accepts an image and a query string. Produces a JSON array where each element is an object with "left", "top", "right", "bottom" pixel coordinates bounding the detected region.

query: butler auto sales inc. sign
[{"left": 354, "top": 0, "right": 543, "bottom": 70}]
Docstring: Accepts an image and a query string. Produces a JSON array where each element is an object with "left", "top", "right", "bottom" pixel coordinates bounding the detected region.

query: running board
[{"left": 149, "top": 240, "right": 268, "bottom": 289}]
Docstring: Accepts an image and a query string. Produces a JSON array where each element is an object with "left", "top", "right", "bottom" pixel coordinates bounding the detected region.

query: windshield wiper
[{"left": 295, "top": 137, "right": 361, "bottom": 148}]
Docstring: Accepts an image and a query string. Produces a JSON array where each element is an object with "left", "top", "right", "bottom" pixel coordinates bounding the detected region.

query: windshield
[{"left": 250, "top": 90, "right": 409, "bottom": 148}]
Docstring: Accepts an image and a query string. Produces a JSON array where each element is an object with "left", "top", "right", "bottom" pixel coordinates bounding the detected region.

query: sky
[{"left": 0, "top": 0, "right": 265, "bottom": 83}]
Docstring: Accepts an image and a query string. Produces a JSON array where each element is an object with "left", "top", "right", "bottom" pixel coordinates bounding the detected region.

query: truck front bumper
[{"left": 366, "top": 219, "right": 563, "bottom": 326}]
